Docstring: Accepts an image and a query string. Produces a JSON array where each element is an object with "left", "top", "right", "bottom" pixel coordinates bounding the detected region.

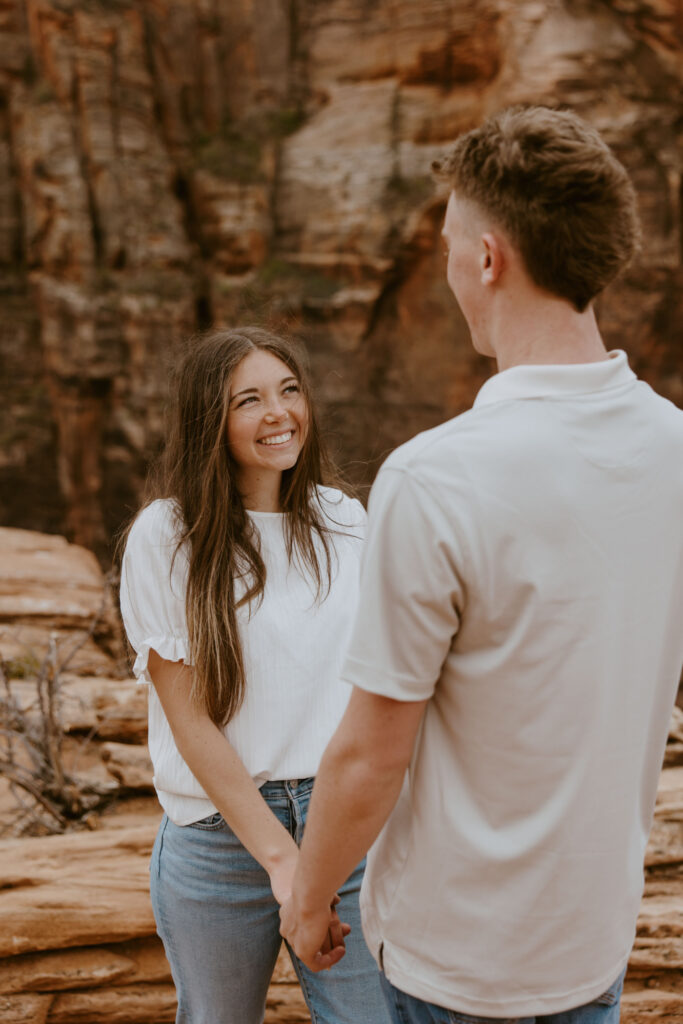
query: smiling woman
[
  {"left": 227, "top": 348, "right": 310, "bottom": 510},
  {"left": 117, "top": 327, "right": 391, "bottom": 1024}
]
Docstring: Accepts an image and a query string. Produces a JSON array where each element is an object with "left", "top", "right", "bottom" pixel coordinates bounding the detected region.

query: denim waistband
[{"left": 259, "top": 777, "right": 314, "bottom": 798}]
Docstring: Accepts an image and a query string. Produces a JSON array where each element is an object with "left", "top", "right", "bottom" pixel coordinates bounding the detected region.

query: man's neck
[{"left": 490, "top": 295, "right": 608, "bottom": 373}]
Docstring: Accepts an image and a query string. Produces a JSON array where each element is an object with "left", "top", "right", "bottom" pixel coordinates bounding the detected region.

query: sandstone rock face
[
  {"left": 1, "top": 526, "right": 682, "bottom": 1019},
  {"left": 0, "top": 759, "right": 681, "bottom": 1023},
  {"left": 0, "top": 525, "right": 124, "bottom": 676},
  {"left": 0, "top": 0, "right": 680, "bottom": 555},
  {"left": 0, "top": 824, "right": 310, "bottom": 1022},
  {"left": 0, "top": 525, "right": 138, "bottom": 834}
]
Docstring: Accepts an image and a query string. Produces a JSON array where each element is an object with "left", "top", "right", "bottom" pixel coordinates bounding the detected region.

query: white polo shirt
[{"left": 343, "top": 351, "right": 683, "bottom": 1017}]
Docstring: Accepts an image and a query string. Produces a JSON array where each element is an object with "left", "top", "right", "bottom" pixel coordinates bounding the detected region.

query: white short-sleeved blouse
[{"left": 120, "top": 487, "right": 366, "bottom": 824}]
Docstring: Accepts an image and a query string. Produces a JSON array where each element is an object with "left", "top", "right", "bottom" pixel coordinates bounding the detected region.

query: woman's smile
[{"left": 258, "top": 429, "right": 295, "bottom": 446}]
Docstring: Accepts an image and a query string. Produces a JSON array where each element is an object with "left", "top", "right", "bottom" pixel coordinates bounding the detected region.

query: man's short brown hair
[{"left": 432, "top": 106, "right": 640, "bottom": 311}]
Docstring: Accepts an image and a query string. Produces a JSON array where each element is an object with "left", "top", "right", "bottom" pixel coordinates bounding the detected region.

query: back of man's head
[{"left": 433, "top": 106, "right": 640, "bottom": 312}]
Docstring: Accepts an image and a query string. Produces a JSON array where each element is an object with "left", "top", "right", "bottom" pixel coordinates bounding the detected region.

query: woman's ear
[{"left": 480, "top": 232, "right": 504, "bottom": 286}]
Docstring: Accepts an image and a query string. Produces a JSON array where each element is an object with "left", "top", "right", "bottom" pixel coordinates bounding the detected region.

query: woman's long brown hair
[{"left": 139, "top": 327, "right": 343, "bottom": 726}]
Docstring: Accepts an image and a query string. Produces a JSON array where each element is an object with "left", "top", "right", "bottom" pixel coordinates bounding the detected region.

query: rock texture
[
  {"left": 0, "top": 825, "right": 311, "bottom": 1022},
  {"left": 0, "top": 526, "right": 122, "bottom": 674},
  {"left": 0, "top": 526, "right": 138, "bottom": 834},
  {"left": 0, "top": 0, "right": 680, "bottom": 558},
  {"left": 0, "top": 754, "right": 681, "bottom": 1022},
  {"left": 1, "top": 528, "right": 683, "bottom": 1019}
]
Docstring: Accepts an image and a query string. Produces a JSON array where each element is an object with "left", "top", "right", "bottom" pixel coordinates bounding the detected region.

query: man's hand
[{"left": 280, "top": 892, "right": 350, "bottom": 971}]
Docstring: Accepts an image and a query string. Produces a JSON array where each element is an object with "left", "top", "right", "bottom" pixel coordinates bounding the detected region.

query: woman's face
[{"left": 227, "top": 349, "right": 309, "bottom": 491}]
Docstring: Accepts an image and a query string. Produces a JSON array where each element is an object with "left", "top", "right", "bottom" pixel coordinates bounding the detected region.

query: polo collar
[{"left": 473, "top": 350, "right": 636, "bottom": 409}]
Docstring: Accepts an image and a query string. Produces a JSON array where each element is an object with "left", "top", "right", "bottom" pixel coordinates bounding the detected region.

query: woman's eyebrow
[{"left": 230, "top": 376, "right": 298, "bottom": 401}]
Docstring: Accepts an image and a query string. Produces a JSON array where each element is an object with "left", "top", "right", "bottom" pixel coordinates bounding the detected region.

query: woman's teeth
[{"left": 259, "top": 431, "right": 292, "bottom": 446}]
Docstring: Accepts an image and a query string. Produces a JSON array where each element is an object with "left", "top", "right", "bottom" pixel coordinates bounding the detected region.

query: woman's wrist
[
  {"left": 264, "top": 837, "right": 298, "bottom": 876},
  {"left": 266, "top": 842, "right": 299, "bottom": 904}
]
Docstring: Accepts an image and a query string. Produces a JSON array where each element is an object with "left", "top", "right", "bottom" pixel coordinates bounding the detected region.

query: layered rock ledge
[{"left": 1, "top": 523, "right": 681, "bottom": 1023}]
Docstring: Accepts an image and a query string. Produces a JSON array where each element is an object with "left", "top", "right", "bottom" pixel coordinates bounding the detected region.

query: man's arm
[{"left": 279, "top": 687, "right": 427, "bottom": 969}]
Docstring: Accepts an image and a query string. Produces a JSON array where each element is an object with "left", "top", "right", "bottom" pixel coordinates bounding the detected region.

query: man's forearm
[
  {"left": 280, "top": 690, "right": 426, "bottom": 969},
  {"left": 295, "top": 730, "right": 407, "bottom": 910},
  {"left": 295, "top": 689, "right": 427, "bottom": 908}
]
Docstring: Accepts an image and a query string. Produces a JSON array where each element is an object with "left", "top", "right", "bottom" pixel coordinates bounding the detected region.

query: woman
[{"left": 119, "top": 327, "right": 390, "bottom": 1024}]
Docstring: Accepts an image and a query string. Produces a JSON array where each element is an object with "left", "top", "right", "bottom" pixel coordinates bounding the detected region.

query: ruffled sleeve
[
  {"left": 119, "top": 500, "right": 192, "bottom": 683},
  {"left": 316, "top": 486, "right": 367, "bottom": 537}
]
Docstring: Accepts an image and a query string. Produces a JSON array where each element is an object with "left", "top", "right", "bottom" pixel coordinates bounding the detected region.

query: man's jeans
[
  {"left": 379, "top": 968, "right": 626, "bottom": 1024},
  {"left": 151, "top": 777, "right": 391, "bottom": 1024}
]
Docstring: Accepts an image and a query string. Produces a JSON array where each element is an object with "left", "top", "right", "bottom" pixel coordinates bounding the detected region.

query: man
[{"left": 279, "top": 106, "right": 683, "bottom": 1023}]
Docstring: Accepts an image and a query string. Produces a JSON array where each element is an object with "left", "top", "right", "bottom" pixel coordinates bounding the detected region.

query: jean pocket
[{"left": 186, "top": 812, "right": 225, "bottom": 831}]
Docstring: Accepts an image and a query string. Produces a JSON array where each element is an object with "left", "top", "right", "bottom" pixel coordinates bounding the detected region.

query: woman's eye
[
  {"left": 238, "top": 395, "right": 259, "bottom": 407},
  {"left": 283, "top": 384, "right": 300, "bottom": 396}
]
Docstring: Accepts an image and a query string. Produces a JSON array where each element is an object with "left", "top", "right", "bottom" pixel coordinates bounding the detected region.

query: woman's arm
[{"left": 148, "top": 649, "right": 298, "bottom": 904}]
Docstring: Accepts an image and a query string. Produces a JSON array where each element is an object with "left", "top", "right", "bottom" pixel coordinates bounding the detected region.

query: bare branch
[
  {"left": 0, "top": 571, "right": 123, "bottom": 835},
  {"left": 0, "top": 759, "right": 68, "bottom": 828}
]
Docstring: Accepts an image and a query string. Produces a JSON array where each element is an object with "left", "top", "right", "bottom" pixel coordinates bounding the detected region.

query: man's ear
[{"left": 480, "top": 232, "right": 504, "bottom": 285}]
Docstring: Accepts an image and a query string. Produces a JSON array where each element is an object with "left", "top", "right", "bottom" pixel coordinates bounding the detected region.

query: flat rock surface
[
  {"left": 0, "top": 526, "right": 124, "bottom": 674},
  {"left": 0, "top": 766, "right": 681, "bottom": 1022},
  {"left": 0, "top": 824, "right": 158, "bottom": 958},
  {"left": 0, "top": 524, "right": 681, "bottom": 1020}
]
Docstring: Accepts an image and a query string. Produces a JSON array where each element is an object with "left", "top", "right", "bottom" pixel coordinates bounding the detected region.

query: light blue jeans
[
  {"left": 379, "top": 968, "right": 626, "bottom": 1024},
  {"left": 150, "top": 777, "right": 391, "bottom": 1024}
]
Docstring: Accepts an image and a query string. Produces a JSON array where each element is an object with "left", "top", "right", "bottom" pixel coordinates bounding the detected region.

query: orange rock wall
[
  {"left": 0, "top": 0, "right": 681, "bottom": 557},
  {"left": 1, "top": 528, "right": 682, "bottom": 1022}
]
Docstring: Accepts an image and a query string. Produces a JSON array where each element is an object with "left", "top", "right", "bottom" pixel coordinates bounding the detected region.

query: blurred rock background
[
  {"left": 0, "top": 1, "right": 681, "bottom": 1021},
  {"left": 0, "top": 0, "right": 680, "bottom": 561}
]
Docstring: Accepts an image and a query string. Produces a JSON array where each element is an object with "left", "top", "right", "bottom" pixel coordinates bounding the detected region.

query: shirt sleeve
[
  {"left": 341, "top": 465, "right": 466, "bottom": 701},
  {"left": 317, "top": 487, "right": 367, "bottom": 536},
  {"left": 119, "top": 500, "right": 191, "bottom": 683},
  {"left": 345, "top": 496, "right": 368, "bottom": 537}
]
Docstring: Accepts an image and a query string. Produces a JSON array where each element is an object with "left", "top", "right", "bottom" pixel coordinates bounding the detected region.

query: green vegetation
[
  {"left": 0, "top": 588, "right": 123, "bottom": 836},
  {"left": 21, "top": 57, "right": 57, "bottom": 105},
  {"left": 72, "top": 0, "right": 133, "bottom": 12},
  {"left": 382, "top": 171, "right": 434, "bottom": 210},
  {"left": 21, "top": 54, "right": 38, "bottom": 87},
  {"left": 194, "top": 109, "right": 307, "bottom": 184},
  {"left": 3, "top": 650, "right": 42, "bottom": 680},
  {"left": 233, "top": 258, "right": 343, "bottom": 316},
  {"left": 257, "top": 259, "right": 340, "bottom": 299}
]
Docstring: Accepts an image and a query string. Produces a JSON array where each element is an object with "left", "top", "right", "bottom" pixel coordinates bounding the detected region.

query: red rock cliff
[{"left": 0, "top": 0, "right": 680, "bottom": 556}]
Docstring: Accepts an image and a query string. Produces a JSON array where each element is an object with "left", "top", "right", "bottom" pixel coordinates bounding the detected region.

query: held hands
[
  {"left": 279, "top": 891, "right": 351, "bottom": 972},
  {"left": 269, "top": 853, "right": 350, "bottom": 970}
]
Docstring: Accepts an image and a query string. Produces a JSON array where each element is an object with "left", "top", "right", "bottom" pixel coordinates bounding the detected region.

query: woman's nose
[{"left": 264, "top": 399, "right": 286, "bottom": 421}]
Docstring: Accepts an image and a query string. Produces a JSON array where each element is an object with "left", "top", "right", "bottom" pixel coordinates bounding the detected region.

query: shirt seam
[{"left": 374, "top": 464, "right": 476, "bottom": 579}]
